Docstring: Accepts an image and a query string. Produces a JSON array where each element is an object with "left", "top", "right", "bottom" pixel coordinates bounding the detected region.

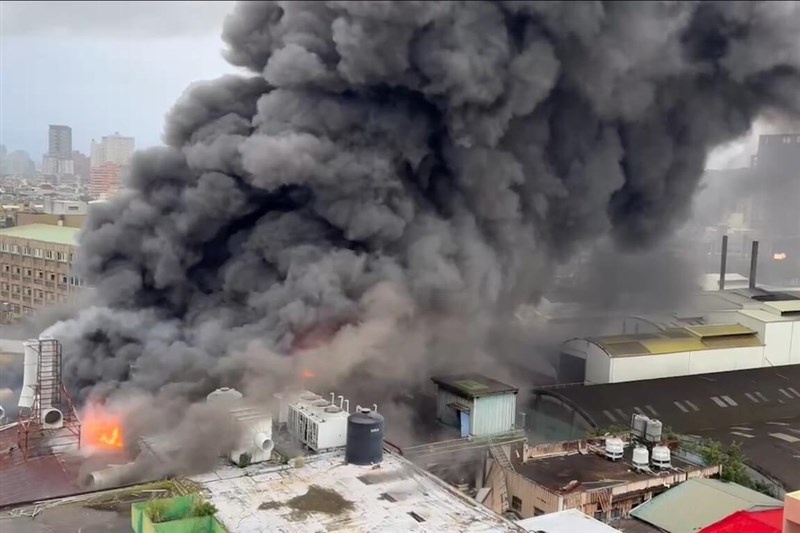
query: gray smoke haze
[{"left": 42, "top": 1, "right": 800, "bottom": 461}]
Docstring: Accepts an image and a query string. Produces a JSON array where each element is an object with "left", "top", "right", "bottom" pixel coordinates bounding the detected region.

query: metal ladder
[{"left": 488, "top": 439, "right": 513, "bottom": 471}]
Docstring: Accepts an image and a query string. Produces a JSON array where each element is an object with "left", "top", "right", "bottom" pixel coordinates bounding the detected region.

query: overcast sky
[{"left": 0, "top": 1, "right": 238, "bottom": 160}]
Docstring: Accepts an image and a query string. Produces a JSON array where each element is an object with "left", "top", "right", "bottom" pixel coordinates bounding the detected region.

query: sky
[
  {"left": 0, "top": 1, "right": 239, "bottom": 160},
  {"left": 0, "top": 1, "right": 782, "bottom": 170}
]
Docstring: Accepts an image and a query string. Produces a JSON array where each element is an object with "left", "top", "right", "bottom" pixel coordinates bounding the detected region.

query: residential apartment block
[{"left": 0, "top": 224, "right": 84, "bottom": 323}]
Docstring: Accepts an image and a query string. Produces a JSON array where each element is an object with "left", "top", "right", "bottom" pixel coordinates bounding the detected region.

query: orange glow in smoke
[
  {"left": 302, "top": 370, "right": 316, "bottom": 379},
  {"left": 773, "top": 252, "right": 787, "bottom": 261},
  {"left": 81, "top": 404, "right": 125, "bottom": 450}
]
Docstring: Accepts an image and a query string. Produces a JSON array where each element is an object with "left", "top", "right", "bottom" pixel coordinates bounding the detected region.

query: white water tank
[
  {"left": 631, "top": 414, "right": 649, "bottom": 439},
  {"left": 18, "top": 340, "right": 39, "bottom": 410},
  {"left": 632, "top": 446, "right": 649, "bottom": 469},
  {"left": 605, "top": 437, "right": 624, "bottom": 461},
  {"left": 652, "top": 445, "right": 671, "bottom": 469},
  {"left": 645, "top": 418, "right": 663, "bottom": 443},
  {"left": 206, "top": 387, "right": 244, "bottom": 406}
]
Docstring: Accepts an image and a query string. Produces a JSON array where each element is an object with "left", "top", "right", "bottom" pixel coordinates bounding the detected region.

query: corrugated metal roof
[
  {"left": 0, "top": 224, "right": 80, "bottom": 246},
  {"left": 684, "top": 324, "right": 756, "bottom": 338},
  {"left": 588, "top": 326, "right": 760, "bottom": 358},
  {"left": 517, "top": 509, "right": 620, "bottom": 532},
  {"left": 700, "top": 508, "right": 783, "bottom": 532},
  {"left": 738, "top": 309, "right": 795, "bottom": 323},
  {"left": 629, "top": 478, "right": 782, "bottom": 533},
  {"left": 762, "top": 300, "right": 800, "bottom": 315},
  {"left": 432, "top": 374, "right": 518, "bottom": 399}
]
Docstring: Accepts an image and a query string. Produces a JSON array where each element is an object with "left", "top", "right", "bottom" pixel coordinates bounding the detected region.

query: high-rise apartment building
[
  {"left": 89, "top": 162, "right": 124, "bottom": 199},
  {"left": 91, "top": 133, "right": 135, "bottom": 168},
  {"left": 72, "top": 150, "right": 90, "bottom": 181},
  {"left": 48, "top": 125, "right": 73, "bottom": 158}
]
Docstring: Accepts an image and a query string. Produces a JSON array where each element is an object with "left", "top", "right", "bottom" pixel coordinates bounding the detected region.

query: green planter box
[{"left": 131, "top": 495, "right": 226, "bottom": 533}]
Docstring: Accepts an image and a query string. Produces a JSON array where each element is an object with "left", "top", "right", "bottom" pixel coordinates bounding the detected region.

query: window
[
  {"left": 34, "top": 248, "right": 43, "bottom": 258},
  {"left": 25, "top": 269, "right": 32, "bottom": 277},
  {"left": 12, "top": 284, "right": 19, "bottom": 293},
  {"left": 61, "top": 275, "right": 68, "bottom": 283},
  {"left": 3, "top": 265, "right": 8, "bottom": 272},
  {"left": 46, "top": 292, "right": 54, "bottom": 301},
  {"left": 0, "top": 243, "right": 7, "bottom": 252},
  {"left": 57, "top": 252, "right": 66, "bottom": 262},
  {"left": 37, "top": 271, "right": 43, "bottom": 278},
  {"left": 24, "top": 288, "right": 31, "bottom": 296},
  {"left": 45, "top": 250, "right": 54, "bottom": 260},
  {"left": 50, "top": 273, "right": 56, "bottom": 281},
  {"left": 11, "top": 245, "right": 18, "bottom": 253},
  {"left": 533, "top": 507, "right": 545, "bottom": 517},
  {"left": 14, "top": 267, "right": 20, "bottom": 274},
  {"left": 511, "top": 496, "right": 522, "bottom": 512},
  {"left": 21, "top": 246, "right": 30, "bottom": 255}
]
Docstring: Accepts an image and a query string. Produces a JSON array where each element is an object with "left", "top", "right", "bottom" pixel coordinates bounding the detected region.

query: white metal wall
[
  {"left": 472, "top": 394, "right": 517, "bottom": 436},
  {"left": 791, "top": 321, "right": 800, "bottom": 364},
  {"left": 584, "top": 343, "right": 612, "bottom": 384},
  {"left": 610, "top": 352, "right": 691, "bottom": 383}
]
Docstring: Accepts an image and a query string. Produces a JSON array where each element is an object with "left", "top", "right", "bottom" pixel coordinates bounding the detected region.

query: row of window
[
  {"left": 0, "top": 265, "right": 85, "bottom": 285},
  {"left": 1, "top": 302, "right": 65, "bottom": 315},
  {"left": 0, "top": 243, "right": 73, "bottom": 262},
  {"left": 1, "top": 285, "right": 58, "bottom": 299}
]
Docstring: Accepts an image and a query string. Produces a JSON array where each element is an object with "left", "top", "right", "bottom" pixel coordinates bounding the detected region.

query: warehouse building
[
  {"left": 0, "top": 223, "right": 84, "bottom": 322},
  {"left": 558, "top": 290, "right": 800, "bottom": 385}
]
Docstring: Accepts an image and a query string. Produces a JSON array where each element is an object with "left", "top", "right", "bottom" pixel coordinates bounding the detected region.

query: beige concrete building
[
  {"left": 786, "top": 491, "right": 800, "bottom": 533},
  {"left": 0, "top": 224, "right": 84, "bottom": 323}
]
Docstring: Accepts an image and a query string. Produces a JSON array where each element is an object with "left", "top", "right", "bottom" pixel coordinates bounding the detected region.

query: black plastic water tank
[{"left": 345, "top": 408, "right": 384, "bottom": 465}]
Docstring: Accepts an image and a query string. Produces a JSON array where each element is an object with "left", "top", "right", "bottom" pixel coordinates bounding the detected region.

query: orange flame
[
  {"left": 81, "top": 404, "right": 124, "bottom": 450},
  {"left": 302, "top": 370, "right": 316, "bottom": 379}
]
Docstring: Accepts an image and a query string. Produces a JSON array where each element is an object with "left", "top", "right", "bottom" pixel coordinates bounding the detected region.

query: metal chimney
[
  {"left": 719, "top": 235, "right": 728, "bottom": 291},
  {"left": 749, "top": 240, "right": 759, "bottom": 289}
]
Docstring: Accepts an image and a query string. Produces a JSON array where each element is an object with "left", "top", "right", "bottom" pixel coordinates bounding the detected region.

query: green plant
[
  {"left": 587, "top": 424, "right": 629, "bottom": 438},
  {"left": 698, "top": 440, "right": 775, "bottom": 497},
  {"left": 145, "top": 500, "right": 168, "bottom": 523},
  {"left": 191, "top": 499, "right": 218, "bottom": 517}
]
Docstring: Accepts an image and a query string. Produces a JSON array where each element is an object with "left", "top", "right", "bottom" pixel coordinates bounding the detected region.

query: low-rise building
[
  {"left": 0, "top": 223, "right": 84, "bottom": 322},
  {"left": 629, "top": 478, "right": 783, "bottom": 533},
  {"left": 483, "top": 438, "right": 719, "bottom": 524},
  {"left": 786, "top": 491, "right": 800, "bottom": 533},
  {"left": 431, "top": 374, "right": 519, "bottom": 438}
]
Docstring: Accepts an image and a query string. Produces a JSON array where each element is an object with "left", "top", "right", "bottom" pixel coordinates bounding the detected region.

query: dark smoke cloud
[{"left": 46, "top": 2, "right": 800, "bottom": 413}]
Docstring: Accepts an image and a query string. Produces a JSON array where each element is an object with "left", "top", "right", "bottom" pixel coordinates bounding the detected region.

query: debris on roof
[{"left": 431, "top": 374, "right": 519, "bottom": 399}]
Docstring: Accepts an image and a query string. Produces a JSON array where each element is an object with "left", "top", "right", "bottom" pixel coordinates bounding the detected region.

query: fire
[
  {"left": 81, "top": 404, "right": 124, "bottom": 450},
  {"left": 302, "top": 370, "right": 316, "bottom": 379},
  {"left": 773, "top": 252, "right": 787, "bottom": 261}
]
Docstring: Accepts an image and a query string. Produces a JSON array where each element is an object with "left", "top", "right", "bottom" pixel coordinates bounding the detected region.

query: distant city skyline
[{"left": 0, "top": 1, "right": 236, "bottom": 158}]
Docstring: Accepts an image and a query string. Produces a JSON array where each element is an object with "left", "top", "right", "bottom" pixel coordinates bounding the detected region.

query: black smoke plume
[{"left": 47, "top": 2, "right": 800, "bottom": 410}]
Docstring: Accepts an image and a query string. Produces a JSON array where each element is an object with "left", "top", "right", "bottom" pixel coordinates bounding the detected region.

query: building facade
[
  {"left": 48, "top": 125, "right": 72, "bottom": 159},
  {"left": 89, "top": 162, "right": 123, "bottom": 199},
  {"left": 0, "top": 224, "right": 84, "bottom": 323},
  {"left": 91, "top": 133, "right": 134, "bottom": 168}
]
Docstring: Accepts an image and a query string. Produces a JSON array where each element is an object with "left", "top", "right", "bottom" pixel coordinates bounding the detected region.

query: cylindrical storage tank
[
  {"left": 604, "top": 437, "right": 624, "bottom": 461},
  {"left": 645, "top": 419, "right": 663, "bottom": 443},
  {"left": 345, "top": 408, "right": 384, "bottom": 465},
  {"left": 651, "top": 445, "right": 671, "bottom": 469},
  {"left": 632, "top": 446, "right": 649, "bottom": 469},
  {"left": 18, "top": 340, "right": 40, "bottom": 410},
  {"left": 631, "top": 414, "right": 649, "bottom": 439},
  {"left": 206, "top": 387, "right": 243, "bottom": 406}
]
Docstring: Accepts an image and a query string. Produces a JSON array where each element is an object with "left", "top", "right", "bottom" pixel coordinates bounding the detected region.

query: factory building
[
  {"left": 483, "top": 437, "right": 719, "bottom": 523},
  {"left": 558, "top": 290, "right": 800, "bottom": 385},
  {"left": 432, "top": 374, "right": 519, "bottom": 438}
]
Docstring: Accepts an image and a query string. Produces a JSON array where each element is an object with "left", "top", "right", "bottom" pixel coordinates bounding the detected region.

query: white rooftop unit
[
  {"left": 604, "top": 437, "right": 624, "bottom": 461},
  {"left": 632, "top": 446, "right": 649, "bottom": 470},
  {"left": 206, "top": 387, "right": 273, "bottom": 466},
  {"left": 288, "top": 391, "right": 349, "bottom": 452},
  {"left": 651, "top": 445, "right": 672, "bottom": 469}
]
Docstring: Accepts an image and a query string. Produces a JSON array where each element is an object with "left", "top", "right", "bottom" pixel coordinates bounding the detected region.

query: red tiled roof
[
  {"left": 700, "top": 508, "right": 784, "bottom": 533},
  {"left": 0, "top": 424, "right": 82, "bottom": 508}
]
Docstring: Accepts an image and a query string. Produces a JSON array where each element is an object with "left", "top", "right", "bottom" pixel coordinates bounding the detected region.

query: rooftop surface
[
  {"left": 701, "top": 508, "right": 784, "bottom": 533},
  {"left": 512, "top": 446, "right": 700, "bottom": 494},
  {"left": 629, "top": 478, "right": 783, "bottom": 533},
  {"left": 0, "top": 423, "right": 82, "bottom": 508},
  {"left": 537, "top": 365, "right": 800, "bottom": 433},
  {"left": 192, "top": 449, "right": 524, "bottom": 532},
  {"left": 0, "top": 223, "right": 81, "bottom": 246},
  {"left": 584, "top": 325, "right": 761, "bottom": 358},
  {"left": 431, "top": 374, "right": 519, "bottom": 399},
  {"left": 516, "top": 508, "right": 620, "bottom": 532}
]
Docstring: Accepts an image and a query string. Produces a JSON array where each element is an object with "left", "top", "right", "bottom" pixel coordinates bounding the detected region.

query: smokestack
[
  {"left": 749, "top": 240, "right": 759, "bottom": 289},
  {"left": 719, "top": 235, "right": 729, "bottom": 291}
]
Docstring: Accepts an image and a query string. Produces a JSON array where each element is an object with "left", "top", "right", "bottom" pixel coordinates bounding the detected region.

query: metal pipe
[
  {"left": 330, "top": 392, "right": 335, "bottom": 404},
  {"left": 373, "top": 403, "right": 378, "bottom": 413},
  {"left": 719, "top": 235, "right": 728, "bottom": 290},
  {"left": 344, "top": 399, "right": 349, "bottom": 413},
  {"left": 338, "top": 395, "right": 344, "bottom": 408},
  {"left": 749, "top": 240, "right": 759, "bottom": 289}
]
